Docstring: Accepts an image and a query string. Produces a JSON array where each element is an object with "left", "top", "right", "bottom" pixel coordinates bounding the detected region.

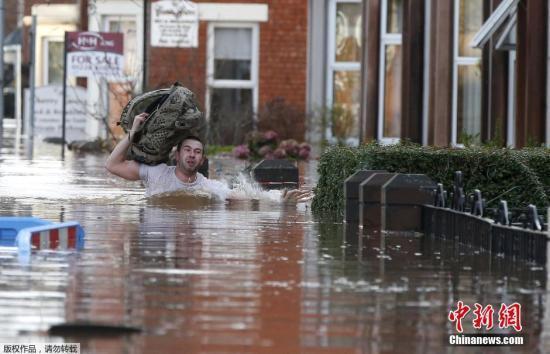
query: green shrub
[
  {"left": 311, "top": 146, "right": 365, "bottom": 215},
  {"left": 206, "top": 145, "right": 234, "bottom": 156},
  {"left": 312, "top": 143, "right": 549, "bottom": 216},
  {"left": 512, "top": 148, "right": 550, "bottom": 190}
]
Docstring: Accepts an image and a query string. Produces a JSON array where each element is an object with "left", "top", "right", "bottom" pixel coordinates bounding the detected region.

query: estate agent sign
[
  {"left": 25, "top": 86, "right": 88, "bottom": 141},
  {"left": 66, "top": 31, "right": 124, "bottom": 78},
  {"left": 151, "top": 0, "right": 199, "bottom": 47}
]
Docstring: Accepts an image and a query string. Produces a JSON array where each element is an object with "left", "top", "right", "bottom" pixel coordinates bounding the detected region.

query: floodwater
[{"left": 0, "top": 122, "right": 549, "bottom": 353}]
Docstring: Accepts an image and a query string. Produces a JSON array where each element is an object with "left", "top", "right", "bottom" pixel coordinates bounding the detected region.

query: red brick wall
[
  {"left": 147, "top": 0, "right": 308, "bottom": 117},
  {"left": 4, "top": 1, "right": 20, "bottom": 37}
]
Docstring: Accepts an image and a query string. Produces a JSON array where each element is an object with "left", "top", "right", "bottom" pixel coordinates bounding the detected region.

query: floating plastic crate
[{"left": 0, "top": 216, "right": 84, "bottom": 251}]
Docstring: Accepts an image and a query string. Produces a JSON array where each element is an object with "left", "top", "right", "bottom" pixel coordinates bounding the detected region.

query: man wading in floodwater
[{"left": 105, "top": 113, "right": 313, "bottom": 203}]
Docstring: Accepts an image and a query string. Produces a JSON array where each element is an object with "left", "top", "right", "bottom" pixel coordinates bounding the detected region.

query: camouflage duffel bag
[{"left": 118, "top": 82, "right": 206, "bottom": 165}]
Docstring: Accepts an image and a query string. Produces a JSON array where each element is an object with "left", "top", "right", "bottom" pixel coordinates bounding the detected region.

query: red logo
[
  {"left": 449, "top": 302, "right": 522, "bottom": 333},
  {"left": 448, "top": 301, "right": 471, "bottom": 333},
  {"left": 498, "top": 303, "right": 522, "bottom": 331},
  {"left": 473, "top": 303, "right": 494, "bottom": 330},
  {"left": 67, "top": 32, "right": 123, "bottom": 54}
]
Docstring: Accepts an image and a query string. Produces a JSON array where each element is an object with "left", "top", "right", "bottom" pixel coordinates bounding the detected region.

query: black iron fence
[{"left": 423, "top": 171, "right": 548, "bottom": 265}]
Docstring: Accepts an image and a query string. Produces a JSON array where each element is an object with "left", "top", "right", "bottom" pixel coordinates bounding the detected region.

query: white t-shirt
[{"left": 139, "top": 164, "right": 231, "bottom": 199}]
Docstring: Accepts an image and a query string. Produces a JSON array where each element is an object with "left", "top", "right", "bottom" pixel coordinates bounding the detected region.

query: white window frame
[
  {"left": 507, "top": 50, "right": 516, "bottom": 147},
  {"left": 102, "top": 15, "right": 139, "bottom": 83},
  {"left": 205, "top": 22, "right": 259, "bottom": 123},
  {"left": 89, "top": 1, "right": 144, "bottom": 87},
  {"left": 326, "top": 0, "right": 362, "bottom": 145},
  {"left": 86, "top": 0, "right": 143, "bottom": 139},
  {"left": 452, "top": 0, "right": 482, "bottom": 146},
  {"left": 422, "top": 0, "right": 432, "bottom": 145},
  {"left": 470, "top": 0, "right": 518, "bottom": 146},
  {"left": 470, "top": 0, "right": 518, "bottom": 49},
  {"left": 42, "top": 36, "right": 64, "bottom": 85},
  {"left": 494, "top": 14, "right": 517, "bottom": 51},
  {"left": 377, "top": 0, "right": 402, "bottom": 144}
]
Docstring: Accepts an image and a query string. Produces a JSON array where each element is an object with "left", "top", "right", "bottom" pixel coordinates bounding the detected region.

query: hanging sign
[
  {"left": 66, "top": 31, "right": 124, "bottom": 78},
  {"left": 25, "top": 86, "right": 88, "bottom": 141},
  {"left": 151, "top": 0, "right": 199, "bottom": 48}
]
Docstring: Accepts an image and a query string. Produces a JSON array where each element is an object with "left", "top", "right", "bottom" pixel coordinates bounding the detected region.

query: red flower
[
  {"left": 232, "top": 144, "right": 250, "bottom": 159},
  {"left": 273, "top": 148, "right": 287, "bottom": 159}
]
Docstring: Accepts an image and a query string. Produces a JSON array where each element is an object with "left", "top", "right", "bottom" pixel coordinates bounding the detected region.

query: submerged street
[{"left": 0, "top": 123, "right": 549, "bottom": 353}]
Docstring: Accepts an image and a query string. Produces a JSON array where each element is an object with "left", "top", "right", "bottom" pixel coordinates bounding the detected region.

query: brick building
[
  {"left": 11, "top": 0, "right": 548, "bottom": 148},
  {"left": 307, "top": 0, "right": 550, "bottom": 148},
  {"left": 354, "top": 0, "right": 548, "bottom": 148},
  {"left": 9, "top": 0, "right": 309, "bottom": 145}
]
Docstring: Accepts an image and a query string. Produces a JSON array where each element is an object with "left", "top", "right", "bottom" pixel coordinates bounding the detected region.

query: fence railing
[{"left": 424, "top": 171, "right": 548, "bottom": 265}]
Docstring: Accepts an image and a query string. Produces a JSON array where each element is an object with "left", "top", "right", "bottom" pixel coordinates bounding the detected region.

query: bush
[
  {"left": 312, "top": 143, "right": 549, "bottom": 216},
  {"left": 512, "top": 148, "right": 550, "bottom": 190},
  {"left": 208, "top": 109, "right": 253, "bottom": 145},
  {"left": 233, "top": 130, "right": 311, "bottom": 161},
  {"left": 257, "top": 97, "right": 306, "bottom": 141}
]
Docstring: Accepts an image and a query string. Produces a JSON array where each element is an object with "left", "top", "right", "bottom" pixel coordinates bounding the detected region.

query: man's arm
[
  {"left": 105, "top": 113, "right": 148, "bottom": 181},
  {"left": 281, "top": 188, "right": 314, "bottom": 203}
]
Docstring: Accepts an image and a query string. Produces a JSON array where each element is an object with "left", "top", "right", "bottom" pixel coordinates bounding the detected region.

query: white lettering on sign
[
  {"left": 67, "top": 32, "right": 123, "bottom": 53},
  {"left": 24, "top": 86, "right": 88, "bottom": 141}
]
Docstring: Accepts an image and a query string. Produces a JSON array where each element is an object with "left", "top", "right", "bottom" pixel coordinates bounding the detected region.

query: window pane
[
  {"left": 214, "top": 60, "right": 250, "bottom": 80},
  {"left": 459, "top": 0, "right": 482, "bottom": 57},
  {"left": 210, "top": 88, "right": 253, "bottom": 145},
  {"left": 214, "top": 28, "right": 252, "bottom": 80},
  {"left": 109, "top": 20, "right": 137, "bottom": 76},
  {"left": 332, "top": 70, "right": 360, "bottom": 139},
  {"left": 335, "top": 3, "right": 362, "bottom": 62},
  {"left": 457, "top": 64, "right": 481, "bottom": 144},
  {"left": 4, "top": 62, "right": 14, "bottom": 117},
  {"left": 383, "top": 45, "right": 402, "bottom": 138},
  {"left": 387, "top": 0, "right": 403, "bottom": 33},
  {"left": 214, "top": 28, "right": 252, "bottom": 60},
  {"left": 47, "top": 41, "right": 64, "bottom": 84}
]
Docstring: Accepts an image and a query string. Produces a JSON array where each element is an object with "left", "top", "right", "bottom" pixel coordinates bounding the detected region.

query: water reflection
[
  {"left": 302, "top": 222, "right": 549, "bottom": 353},
  {"left": 0, "top": 138, "right": 548, "bottom": 353}
]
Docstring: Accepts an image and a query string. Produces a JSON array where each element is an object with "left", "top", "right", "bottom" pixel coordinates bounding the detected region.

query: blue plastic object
[
  {"left": 0, "top": 217, "right": 51, "bottom": 246},
  {"left": 0, "top": 216, "right": 85, "bottom": 251}
]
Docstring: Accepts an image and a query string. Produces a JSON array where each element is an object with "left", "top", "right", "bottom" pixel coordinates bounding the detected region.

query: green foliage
[
  {"left": 311, "top": 145, "right": 370, "bottom": 215},
  {"left": 458, "top": 131, "right": 481, "bottom": 147},
  {"left": 525, "top": 136, "right": 545, "bottom": 148},
  {"left": 312, "top": 143, "right": 549, "bottom": 216},
  {"left": 206, "top": 145, "right": 234, "bottom": 156},
  {"left": 512, "top": 148, "right": 550, "bottom": 191}
]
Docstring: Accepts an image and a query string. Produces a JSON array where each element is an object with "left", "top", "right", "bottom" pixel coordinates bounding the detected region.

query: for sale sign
[{"left": 66, "top": 32, "right": 124, "bottom": 78}]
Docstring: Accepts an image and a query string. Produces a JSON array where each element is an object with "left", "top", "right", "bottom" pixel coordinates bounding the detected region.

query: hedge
[
  {"left": 312, "top": 143, "right": 549, "bottom": 216},
  {"left": 512, "top": 148, "right": 550, "bottom": 189}
]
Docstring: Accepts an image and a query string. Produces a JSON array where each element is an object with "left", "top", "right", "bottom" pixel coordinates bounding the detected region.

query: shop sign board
[{"left": 151, "top": 0, "right": 199, "bottom": 48}]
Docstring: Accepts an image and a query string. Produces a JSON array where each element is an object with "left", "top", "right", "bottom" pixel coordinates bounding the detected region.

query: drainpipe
[
  {"left": 142, "top": 0, "right": 148, "bottom": 92},
  {"left": 28, "top": 15, "right": 36, "bottom": 156},
  {"left": 0, "top": 0, "right": 4, "bottom": 146}
]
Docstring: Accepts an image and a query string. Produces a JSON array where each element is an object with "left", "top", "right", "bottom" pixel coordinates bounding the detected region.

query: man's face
[{"left": 176, "top": 139, "right": 204, "bottom": 174}]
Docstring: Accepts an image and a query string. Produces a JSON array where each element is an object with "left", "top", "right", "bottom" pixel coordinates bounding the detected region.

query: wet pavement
[{"left": 0, "top": 122, "right": 549, "bottom": 353}]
